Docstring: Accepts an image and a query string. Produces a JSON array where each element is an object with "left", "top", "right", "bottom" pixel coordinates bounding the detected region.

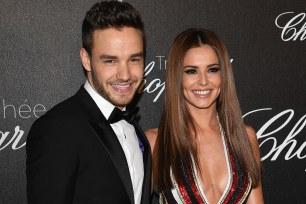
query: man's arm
[{"left": 26, "top": 117, "right": 78, "bottom": 204}]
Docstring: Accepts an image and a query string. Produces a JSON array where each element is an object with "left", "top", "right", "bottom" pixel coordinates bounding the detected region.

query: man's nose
[{"left": 116, "top": 63, "right": 131, "bottom": 81}]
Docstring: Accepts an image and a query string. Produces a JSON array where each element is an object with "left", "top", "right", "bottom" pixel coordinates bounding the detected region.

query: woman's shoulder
[{"left": 145, "top": 128, "right": 158, "bottom": 152}]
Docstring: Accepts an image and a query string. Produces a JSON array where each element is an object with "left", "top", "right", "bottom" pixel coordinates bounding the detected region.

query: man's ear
[{"left": 80, "top": 48, "right": 91, "bottom": 72}]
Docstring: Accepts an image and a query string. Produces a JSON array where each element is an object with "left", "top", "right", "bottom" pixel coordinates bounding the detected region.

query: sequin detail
[{"left": 162, "top": 131, "right": 252, "bottom": 204}]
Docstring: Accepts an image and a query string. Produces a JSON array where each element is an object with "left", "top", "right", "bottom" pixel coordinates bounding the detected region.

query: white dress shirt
[{"left": 84, "top": 81, "right": 144, "bottom": 204}]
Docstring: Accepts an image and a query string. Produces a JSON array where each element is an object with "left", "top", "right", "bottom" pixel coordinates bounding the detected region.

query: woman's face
[{"left": 182, "top": 45, "right": 221, "bottom": 111}]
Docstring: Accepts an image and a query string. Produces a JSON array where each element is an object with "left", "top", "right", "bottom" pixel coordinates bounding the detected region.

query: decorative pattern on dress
[{"left": 160, "top": 131, "right": 252, "bottom": 204}]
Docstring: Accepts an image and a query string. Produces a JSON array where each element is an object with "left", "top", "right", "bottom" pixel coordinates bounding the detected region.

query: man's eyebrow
[
  {"left": 98, "top": 52, "right": 144, "bottom": 60},
  {"left": 99, "top": 54, "right": 118, "bottom": 60},
  {"left": 130, "top": 52, "right": 144, "bottom": 58}
]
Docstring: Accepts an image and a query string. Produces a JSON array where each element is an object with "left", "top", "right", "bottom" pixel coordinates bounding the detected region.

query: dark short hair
[{"left": 82, "top": 1, "right": 145, "bottom": 56}]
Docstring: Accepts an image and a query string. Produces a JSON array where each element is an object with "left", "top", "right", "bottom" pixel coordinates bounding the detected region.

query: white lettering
[
  {"left": 275, "top": 12, "right": 306, "bottom": 41},
  {"left": 244, "top": 108, "right": 306, "bottom": 161},
  {"left": 138, "top": 56, "right": 166, "bottom": 102},
  {"left": 1, "top": 99, "right": 46, "bottom": 119},
  {"left": 0, "top": 126, "right": 26, "bottom": 150}
]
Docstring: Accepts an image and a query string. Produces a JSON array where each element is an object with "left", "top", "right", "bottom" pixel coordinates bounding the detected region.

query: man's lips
[{"left": 111, "top": 83, "right": 133, "bottom": 93}]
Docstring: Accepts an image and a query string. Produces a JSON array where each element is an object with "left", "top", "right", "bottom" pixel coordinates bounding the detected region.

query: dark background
[{"left": 1, "top": 0, "right": 305, "bottom": 203}]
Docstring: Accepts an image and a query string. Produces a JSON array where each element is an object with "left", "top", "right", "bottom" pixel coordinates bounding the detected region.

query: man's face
[{"left": 80, "top": 27, "right": 144, "bottom": 109}]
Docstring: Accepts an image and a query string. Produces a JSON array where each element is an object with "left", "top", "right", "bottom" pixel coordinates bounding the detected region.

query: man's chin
[{"left": 110, "top": 95, "right": 134, "bottom": 107}]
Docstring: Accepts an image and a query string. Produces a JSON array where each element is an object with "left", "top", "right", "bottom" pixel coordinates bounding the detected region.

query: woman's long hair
[{"left": 153, "top": 28, "right": 260, "bottom": 192}]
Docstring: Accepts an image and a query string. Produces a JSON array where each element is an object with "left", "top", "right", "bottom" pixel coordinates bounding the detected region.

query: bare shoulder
[{"left": 145, "top": 128, "right": 158, "bottom": 152}]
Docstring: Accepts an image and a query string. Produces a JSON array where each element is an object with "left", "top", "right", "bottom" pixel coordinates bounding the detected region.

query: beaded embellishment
[{"left": 160, "top": 123, "right": 252, "bottom": 204}]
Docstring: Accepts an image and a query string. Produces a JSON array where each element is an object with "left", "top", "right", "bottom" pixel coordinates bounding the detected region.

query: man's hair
[{"left": 82, "top": 1, "right": 145, "bottom": 56}]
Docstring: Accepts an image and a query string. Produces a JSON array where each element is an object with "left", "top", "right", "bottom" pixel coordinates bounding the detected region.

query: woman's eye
[
  {"left": 184, "top": 69, "right": 197, "bottom": 74},
  {"left": 208, "top": 67, "right": 221, "bottom": 73}
]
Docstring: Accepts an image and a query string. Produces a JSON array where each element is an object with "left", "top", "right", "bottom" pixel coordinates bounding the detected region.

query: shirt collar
[{"left": 84, "top": 80, "right": 125, "bottom": 120}]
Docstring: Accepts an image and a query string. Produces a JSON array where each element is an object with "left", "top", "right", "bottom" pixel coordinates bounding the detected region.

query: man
[{"left": 26, "top": 1, "right": 151, "bottom": 204}]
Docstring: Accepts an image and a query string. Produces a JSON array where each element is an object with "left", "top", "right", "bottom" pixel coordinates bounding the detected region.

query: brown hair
[
  {"left": 82, "top": 1, "right": 145, "bottom": 56},
  {"left": 153, "top": 28, "right": 260, "bottom": 192}
]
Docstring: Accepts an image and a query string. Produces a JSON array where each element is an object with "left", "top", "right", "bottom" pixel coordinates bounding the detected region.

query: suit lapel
[
  {"left": 132, "top": 121, "right": 152, "bottom": 204},
  {"left": 88, "top": 117, "right": 135, "bottom": 204},
  {"left": 75, "top": 86, "right": 152, "bottom": 204},
  {"left": 74, "top": 86, "right": 134, "bottom": 204}
]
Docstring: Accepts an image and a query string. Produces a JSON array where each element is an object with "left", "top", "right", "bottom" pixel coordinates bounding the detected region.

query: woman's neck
[{"left": 188, "top": 105, "right": 218, "bottom": 130}]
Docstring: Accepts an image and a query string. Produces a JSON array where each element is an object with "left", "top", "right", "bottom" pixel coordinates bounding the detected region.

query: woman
[{"left": 146, "top": 28, "right": 264, "bottom": 203}]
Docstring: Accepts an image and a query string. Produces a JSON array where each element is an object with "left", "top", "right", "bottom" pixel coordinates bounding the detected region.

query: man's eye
[
  {"left": 130, "top": 58, "right": 142, "bottom": 63},
  {"left": 208, "top": 67, "right": 221, "bottom": 73},
  {"left": 184, "top": 69, "right": 197, "bottom": 74},
  {"left": 104, "top": 59, "right": 116, "bottom": 64}
]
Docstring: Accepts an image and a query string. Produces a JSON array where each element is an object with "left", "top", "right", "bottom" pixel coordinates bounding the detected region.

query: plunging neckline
[
  {"left": 192, "top": 130, "right": 232, "bottom": 204},
  {"left": 163, "top": 121, "right": 252, "bottom": 204}
]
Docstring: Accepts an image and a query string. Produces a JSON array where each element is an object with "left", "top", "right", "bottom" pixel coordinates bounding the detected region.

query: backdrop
[{"left": 1, "top": 0, "right": 305, "bottom": 203}]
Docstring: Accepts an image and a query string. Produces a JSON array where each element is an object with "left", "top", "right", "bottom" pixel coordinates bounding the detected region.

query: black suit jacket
[{"left": 26, "top": 86, "right": 152, "bottom": 204}]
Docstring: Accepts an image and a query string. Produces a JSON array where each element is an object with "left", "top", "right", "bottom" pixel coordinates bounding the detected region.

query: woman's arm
[{"left": 246, "top": 126, "right": 264, "bottom": 204}]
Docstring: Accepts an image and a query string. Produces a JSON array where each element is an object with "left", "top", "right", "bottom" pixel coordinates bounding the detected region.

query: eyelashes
[
  {"left": 208, "top": 67, "right": 221, "bottom": 73},
  {"left": 184, "top": 67, "right": 221, "bottom": 74},
  {"left": 184, "top": 69, "right": 197, "bottom": 74}
]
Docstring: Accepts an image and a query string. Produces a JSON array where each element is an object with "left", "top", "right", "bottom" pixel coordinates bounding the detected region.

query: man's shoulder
[
  {"left": 27, "top": 94, "right": 91, "bottom": 142},
  {"left": 43, "top": 95, "right": 78, "bottom": 119},
  {"left": 44, "top": 86, "right": 91, "bottom": 119},
  {"left": 48, "top": 95, "right": 79, "bottom": 115},
  {"left": 31, "top": 90, "right": 88, "bottom": 129}
]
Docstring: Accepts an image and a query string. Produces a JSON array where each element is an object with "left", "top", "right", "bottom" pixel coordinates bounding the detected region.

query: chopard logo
[
  {"left": 275, "top": 12, "right": 306, "bottom": 41},
  {"left": 243, "top": 108, "right": 306, "bottom": 162}
]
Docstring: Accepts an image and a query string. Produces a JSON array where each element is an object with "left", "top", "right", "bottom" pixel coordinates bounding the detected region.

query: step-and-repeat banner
[{"left": 1, "top": 0, "right": 305, "bottom": 203}]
